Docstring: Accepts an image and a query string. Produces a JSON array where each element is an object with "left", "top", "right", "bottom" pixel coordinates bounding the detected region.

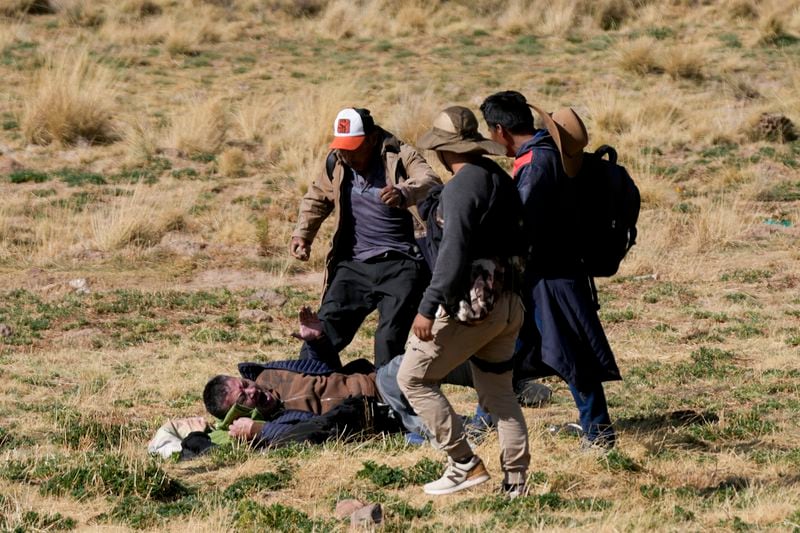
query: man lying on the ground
[{"left": 202, "top": 356, "right": 481, "bottom": 447}]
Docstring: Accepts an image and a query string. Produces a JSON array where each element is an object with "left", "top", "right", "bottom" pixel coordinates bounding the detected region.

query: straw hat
[
  {"left": 530, "top": 105, "right": 588, "bottom": 177},
  {"left": 417, "top": 106, "right": 506, "bottom": 156}
]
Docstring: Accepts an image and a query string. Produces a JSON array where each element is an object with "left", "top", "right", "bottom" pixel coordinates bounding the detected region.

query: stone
[
  {"left": 250, "top": 288, "right": 287, "bottom": 308},
  {"left": 751, "top": 113, "right": 798, "bottom": 143},
  {"left": 350, "top": 503, "right": 382, "bottom": 528},
  {"left": 68, "top": 278, "right": 90, "bottom": 295},
  {"left": 237, "top": 309, "right": 271, "bottom": 323},
  {"left": 334, "top": 499, "right": 365, "bottom": 520},
  {"left": 0, "top": 324, "right": 12, "bottom": 338},
  {"left": 159, "top": 232, "right": 207, "bottom": 257}
]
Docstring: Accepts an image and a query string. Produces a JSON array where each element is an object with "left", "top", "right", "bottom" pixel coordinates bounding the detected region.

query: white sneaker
[{"left": 423, "top": 456, "right": 490, "bottom": 495}]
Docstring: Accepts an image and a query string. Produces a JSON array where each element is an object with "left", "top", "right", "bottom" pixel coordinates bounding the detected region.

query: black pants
[{"left": 300, "top": 256, "right": 429, "bottom": 369}]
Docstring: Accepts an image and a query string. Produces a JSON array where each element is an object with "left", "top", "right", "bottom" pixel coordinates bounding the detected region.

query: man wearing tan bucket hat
[
  {"left": 480, "top": 91, "right": 621, "bottom": 451},
  {"left": 397, "top": 106, "right": 530, "bottom": 497}
]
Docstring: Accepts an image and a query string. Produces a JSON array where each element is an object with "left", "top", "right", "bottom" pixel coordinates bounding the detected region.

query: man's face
[
  {"left": 488, "top": 124, "right": 515, "bottom": 157},
  {"left": 222, "top": 377, "right": 278, "bottom": 415},
  {"left": 338, "top": 134, "right": 377, "bottom": 172}
]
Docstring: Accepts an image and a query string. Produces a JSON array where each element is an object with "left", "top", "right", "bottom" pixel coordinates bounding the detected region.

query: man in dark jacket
[
  {"left": 480, "top": 91, "right": 622, "bottom": 450},
  {"left": 397, "top": 106, "right": 530, "bottom": 497},
  {"left": 289, "top": 108, "right": 440, "bottom": 370}
]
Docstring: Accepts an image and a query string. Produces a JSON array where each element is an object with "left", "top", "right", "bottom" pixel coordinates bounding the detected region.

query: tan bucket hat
[
  {"left": 418, "top": 106, "right": 506, "bottom": 156},
  {"left": 530, "top": 105, "right": 588, "bottom": 177}
]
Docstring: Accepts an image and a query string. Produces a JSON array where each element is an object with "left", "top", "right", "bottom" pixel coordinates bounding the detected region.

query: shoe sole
[{"left": 423, "top": 473, "right": 490, "bottom": 496}]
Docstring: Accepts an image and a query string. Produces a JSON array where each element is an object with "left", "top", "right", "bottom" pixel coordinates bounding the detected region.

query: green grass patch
[
  {"left": 9, "top": 169, "right": 50, "bottom": 183},
  {"left": 600, "top": 307, "right": 637, "bottom": 323},
  {"left": 720, "top": 269, "right": 773, "bottom": 283},
  {"left": 599, "top": 450, "right": 641, "bottom": 472},
  {"left": 222, "top": 465, "right": 294, "bottom": 500},
  {"left": 234, "top": 501, "right": 332, "bottom": 532},
  {"left": 105, "top": 494, "right": 204, "bottom": 529},
  {"left": 3, "top": 453, "right": 190, "bottom": 502},
  {"left": 356, "top": 457, "right": 442, "bottom": 488},
  {"left": 56, "top": 169, "right": 107, "bottom": 186},
  {"left": 755, "top": 181, "right": 800, "bottom": 202}
]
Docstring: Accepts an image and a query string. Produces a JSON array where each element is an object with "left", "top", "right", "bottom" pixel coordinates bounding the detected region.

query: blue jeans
[
  {"left": 568, "top": 382, "right": 615, "bottom": 445},
  {"left": 375, "top": 356, "right": 431, "bottom": 438}
]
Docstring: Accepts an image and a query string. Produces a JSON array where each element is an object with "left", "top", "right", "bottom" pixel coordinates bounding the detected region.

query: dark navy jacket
[{"left": 512, "top": 132, "right": 621, "bottom": 391}]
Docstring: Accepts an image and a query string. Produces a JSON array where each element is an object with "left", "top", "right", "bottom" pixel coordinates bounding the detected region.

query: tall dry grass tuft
[
  {"left": 661, "top": 45, "right": 705, "bottom": 81},
  {"left": 218, "top": 147, "right": 246, "bottom": 177},
  {"left": 21, "top": 49, "right": 117, "bottom": 146},
  {"left": 52, "top": 0, "right": 105, "bottom": 27},
  {"left": 383, "top": 88, "right": 441, "bottom": 145},
  {"left": 121, "top": 115, "right": 160, "bottom": 164},
  {"left": 593, "top": 0, "right": 630, "bottom": 31},
  {"left": 165, "top": 98, "right": 228, "bottom": 156},
  {"left": 0, "top": 0, "right": 54, "bottom": 16},
  {"left": 539, "top": 0, "right": 580, "bottom": 36},
  {"left": 91, "top": 184, "right": 199, "bottom": 251},
  {"left": 686, "top": 196, "right": 757, "bottom": 254},
  {"left": 263, "top": 81, "right": 358, "bottom": 177},
  {"left": 231, "top": 97, "right": 276, "bottom": 144},
  {"left": 616, "top": 36, "right": 661, "bottom": 75}
]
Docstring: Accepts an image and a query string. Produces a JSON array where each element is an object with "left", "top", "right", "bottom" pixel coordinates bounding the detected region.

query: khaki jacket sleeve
[
  {"left": 395, "top": 144, "right": 442, "bottom": 206},
  {"left": 292, "top": 169, "right": 335, "bottom": 243}
]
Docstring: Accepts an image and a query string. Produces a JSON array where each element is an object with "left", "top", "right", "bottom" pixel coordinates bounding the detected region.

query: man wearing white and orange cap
[{"left": 290, "top": 108, "right": 441, "bottom": 371}]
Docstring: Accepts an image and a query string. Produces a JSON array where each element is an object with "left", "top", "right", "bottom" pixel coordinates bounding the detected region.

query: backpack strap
[
  {"left": 595, "top": 145, "right": 618, "bottom": 164},
  {"left": 325, "top": 150, "right": 337, "bottom": 180}
]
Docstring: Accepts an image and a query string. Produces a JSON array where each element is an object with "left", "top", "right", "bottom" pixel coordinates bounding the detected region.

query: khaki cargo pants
[{"left": 397, "top": 292, "right": 530, "bottom": 484}]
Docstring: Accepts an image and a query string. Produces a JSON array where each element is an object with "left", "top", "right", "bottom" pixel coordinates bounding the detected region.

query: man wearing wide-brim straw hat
[
  {"left": 397, "top": 105, "right": 530, "bottom": 497},
  {"left": 480, "top": 91, "right": 621, "bottom": 451}
]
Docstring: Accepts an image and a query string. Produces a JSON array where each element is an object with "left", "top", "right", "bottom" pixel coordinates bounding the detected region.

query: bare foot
[{"left": 291, "top": 306, "right": 324, "bottom": 341}]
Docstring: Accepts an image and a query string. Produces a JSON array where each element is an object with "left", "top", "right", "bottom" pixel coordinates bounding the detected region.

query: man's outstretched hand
[
  {"left": 228, "top": 418, "right": 264, "bottom": 440},
  {"left": 291, "top": 306, "right": 324, "bottom": 342}
]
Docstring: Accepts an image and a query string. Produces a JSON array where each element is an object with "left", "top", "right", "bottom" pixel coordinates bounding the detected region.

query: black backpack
[{"left": 574, "top": 145, "right": 640, "bottom": 277}]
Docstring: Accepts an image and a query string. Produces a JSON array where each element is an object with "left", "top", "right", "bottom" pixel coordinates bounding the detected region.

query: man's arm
[
  {"left": 291, "top": 168, "right": 336, "bottom": 246},
  {"left": 394, "top": 144, "right": 442, "bottom": 206}
]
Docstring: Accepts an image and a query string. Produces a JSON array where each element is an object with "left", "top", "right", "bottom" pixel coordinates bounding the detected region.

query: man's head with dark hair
[
  {"left": 203, "top": 375, "right": 232, "bottom": 419},
  {"left": 203, "top": 375, "right": 279, "bottom": 420},
  {"left": 480, "top": 91, "right": 535, "bottom": 133}
]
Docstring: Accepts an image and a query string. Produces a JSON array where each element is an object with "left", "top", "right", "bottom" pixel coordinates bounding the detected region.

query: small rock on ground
[
  {"left": 334, "top": 499, "right": 365, "bottom": 520},
  {"left": 350, "top": 503, "right": 382, "bottom": 528},
  {"left": 0, "top": 324, "right": 12, "bottom": 338}
]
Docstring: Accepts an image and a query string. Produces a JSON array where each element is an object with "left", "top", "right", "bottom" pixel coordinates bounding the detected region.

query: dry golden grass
[
  {"left": 20, "top": 49, "right": 117, "bottom": 146},
  {"left": 90, "top": 185, "right": 192, "bottom": 251},
  {"left": 1, "top": 1, "right": 800, "bottom": 530},
  {"left": 165, "top": 98, "right": 228, "bottom": 157},
  {"left": 217, "top": 147, "right": 246, "bottom": 178}
]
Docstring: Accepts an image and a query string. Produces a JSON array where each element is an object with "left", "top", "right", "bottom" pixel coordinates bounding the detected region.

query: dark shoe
[
  {"left": 514, "top": 379, "right": 552, "bottom": 407},
  {"left": 501, "top": 482, "right": 527, "bottom": 499}
]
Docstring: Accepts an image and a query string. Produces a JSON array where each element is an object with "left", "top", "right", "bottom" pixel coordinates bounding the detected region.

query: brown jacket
[
  {"left": 255, "top": 368, "right": 378, "bottom": 415},
  {"left": 291, "top": 128, "right": 441, "bottom": 290}
]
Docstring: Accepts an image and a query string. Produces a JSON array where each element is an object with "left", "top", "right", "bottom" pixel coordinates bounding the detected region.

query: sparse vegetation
[{"left": 1, "top": 1, "right": 798, "bottom": 530}]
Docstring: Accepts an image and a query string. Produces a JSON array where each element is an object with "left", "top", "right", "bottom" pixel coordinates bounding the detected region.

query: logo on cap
[{"left": 337, "top": 119, "right": 351, "bottom": 134}]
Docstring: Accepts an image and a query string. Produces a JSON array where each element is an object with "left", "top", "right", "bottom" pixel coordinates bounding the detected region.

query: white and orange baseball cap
[{"left": 329, "top": 108, "right": 374, "bottom": 151}]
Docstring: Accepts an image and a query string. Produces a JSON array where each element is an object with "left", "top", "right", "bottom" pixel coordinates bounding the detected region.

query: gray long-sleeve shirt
[{"left": 418, "top": 158, "right": 522, "bottom": 318}]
